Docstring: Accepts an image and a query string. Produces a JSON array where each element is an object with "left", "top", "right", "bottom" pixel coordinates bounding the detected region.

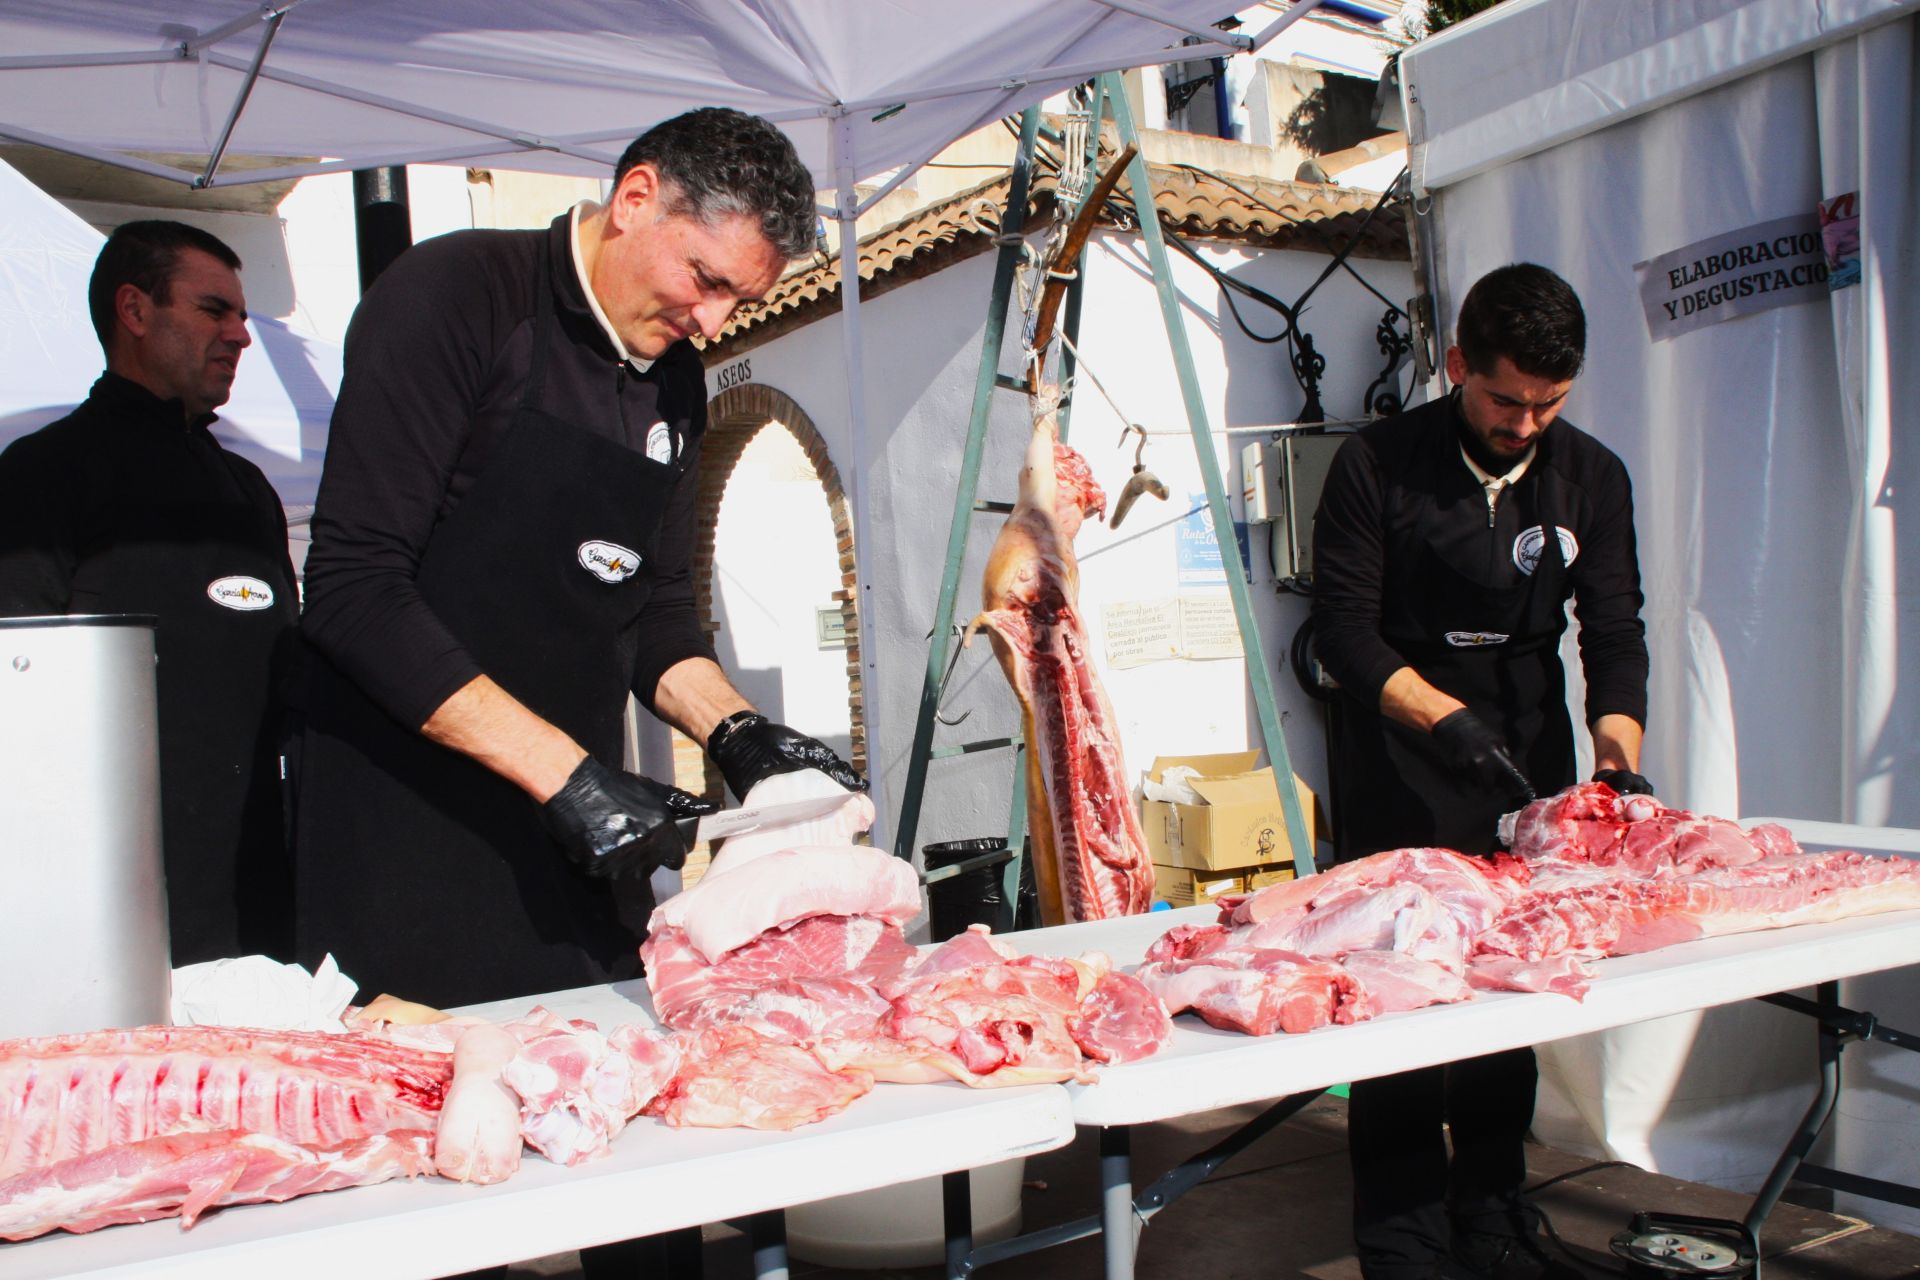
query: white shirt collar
[
  {"left": 1458, "top": 441, "right": 1533, "bottom": 490},
  {"left": 570, "top": 202, "right": 652, "bottom": 373}
]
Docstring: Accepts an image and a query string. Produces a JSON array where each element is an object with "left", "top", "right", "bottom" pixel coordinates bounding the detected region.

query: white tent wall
[
  {"left": 1401, "top": 0, "right": 1920, "bottom": 1204},
  {"left": 705, "top": 228, "right": 1411, "bottom": 875}
]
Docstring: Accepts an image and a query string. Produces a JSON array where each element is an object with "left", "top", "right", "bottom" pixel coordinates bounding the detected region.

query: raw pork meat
[
  {"left": 646, "top": 913, "right": 914, "bottom": 1040},
  {"left": 432, "top": 1023, "right": 523, "bottom": 1184},
  {"left": 970, "top": 405, "right": 1152, "bottom": 923},
  {"left": 0, "top": 1026, "right": 451, "bottom": 1179},
  {"left": 1135, "top": 948, "right": 1366, "bottom": 1035},
  {"left": 499, "top": 1009, "right": 679, "bottom": 1166},
  {"left": 1474, "top": 847, "right": 1920, "bottom": 964},
  {"left": 649, "top": 845, "right": 921, "bottom": 963},
  {"left": 646, "top": 1028, "right": 873, "bottom": 1130},
  {"left": 875, "top": 929, "right": 1169, "bottom": 1080},
  {"left": 1132, "top": 848, "right": 1515, "bottom": 1033},
  {"left": 0, "top": 1128, "right": 434, "bottom": 1241},
  {"left": 706, "top": 769, "right": 877, "bottom": 876}
]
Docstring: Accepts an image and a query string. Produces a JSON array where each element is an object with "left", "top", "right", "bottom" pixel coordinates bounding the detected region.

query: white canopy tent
[
  {"left": 1401, "top": 0, "right": 1920, "bottom": 1212},
  {"left": 0, "top": 155, "right": 341, "bottom": 516},
  {"left": 0, "top": 0, "right": 1327, "bottom": 850}
]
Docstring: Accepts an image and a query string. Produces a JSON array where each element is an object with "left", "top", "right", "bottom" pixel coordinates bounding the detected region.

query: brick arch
[{"left": 671, "top": 382, "right": 865, "bottom": 801}]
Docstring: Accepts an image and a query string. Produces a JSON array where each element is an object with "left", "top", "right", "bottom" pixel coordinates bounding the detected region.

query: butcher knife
[{"left": 673, "top": 790, "right": 855, "bottom": 846}]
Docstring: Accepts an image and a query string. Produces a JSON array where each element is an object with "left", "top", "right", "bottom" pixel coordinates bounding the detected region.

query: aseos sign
[{"left": 1634, "top": 214, "right": 1827, "bottom": 342}]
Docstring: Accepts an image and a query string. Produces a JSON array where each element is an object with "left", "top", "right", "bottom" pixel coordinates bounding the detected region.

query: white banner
[{"left": 1634, "top": 213, "right": 1828, "bottom": 340}]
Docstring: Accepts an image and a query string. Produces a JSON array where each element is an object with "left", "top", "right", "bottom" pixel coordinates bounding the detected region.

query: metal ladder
[{"left": 892, "top": 74, "right": 1315, "bottom": 917}]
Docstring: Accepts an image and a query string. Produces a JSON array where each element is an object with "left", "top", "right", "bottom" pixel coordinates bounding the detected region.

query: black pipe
[{"left": 352, "top": 166, "right": 413, "bottom": 293}]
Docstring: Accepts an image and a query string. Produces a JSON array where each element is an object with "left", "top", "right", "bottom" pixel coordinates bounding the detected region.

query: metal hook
[
  {"left": 1110, "top": 425, "right": 1169, "bottom": 530},
  {"left": 930, "top": 627, "right": 975, "bottom": 726}
]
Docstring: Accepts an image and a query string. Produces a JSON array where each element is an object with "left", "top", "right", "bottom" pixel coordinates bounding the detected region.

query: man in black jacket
[
  {"left": 0, "top": 220, "right": 299, "bottom": 964},
  {"left": 1312, "top": 264, "right": 1652, "bottom": 1280},
  {"left": 293, "top": 108, "right": 862, "bottom": 1013}
]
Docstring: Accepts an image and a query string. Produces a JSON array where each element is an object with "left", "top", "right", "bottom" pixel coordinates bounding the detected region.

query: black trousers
[{"left": 1347, "top": 1046, "right": 1538, "bottom": 1280}]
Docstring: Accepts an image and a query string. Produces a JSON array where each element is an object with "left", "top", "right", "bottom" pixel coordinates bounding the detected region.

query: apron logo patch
[
  {"left": 206, "top": 575, "right": 275, "bottom": 611},
  {"left": 645, "top": 421, "right": 675, "bottom": 465},
  {"left": 1512, "top": 525, "right": 1580, "bottom": 576},
  {"left": 1445, "top": 631, "right": 1511, "bottom": 648},
  {"left": 578, "top": 540, "right": 641, "bottom": 584}
]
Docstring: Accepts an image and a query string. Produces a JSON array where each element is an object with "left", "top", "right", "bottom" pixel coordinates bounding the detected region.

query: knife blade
[{"left": 674, "top": 790, "right": 854, "bottom": 847}]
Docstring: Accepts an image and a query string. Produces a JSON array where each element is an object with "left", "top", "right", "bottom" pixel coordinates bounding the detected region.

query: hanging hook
[
  {"left": 928, "top": 626, "right": 975, "bottom": 726},
  {"left": 1110, "top": 424, "right": 1170, "bottom": 530}
]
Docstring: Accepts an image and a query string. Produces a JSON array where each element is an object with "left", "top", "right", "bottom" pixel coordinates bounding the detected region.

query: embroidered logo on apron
[
  {"left": 206, "top": 575, "right": 275, "bottom": 611},
  {"left": 1512, "top": 525, "right": 1579, "bottom": 576},
  {"left": 577, "top": 540, "right": 642, "bottom": 583},
  {"left": 1445, "top": 631, "right": 1511, "bottom": 648},
  {"left": 645, "top": 421, "right": 675, "bottom": 465}
]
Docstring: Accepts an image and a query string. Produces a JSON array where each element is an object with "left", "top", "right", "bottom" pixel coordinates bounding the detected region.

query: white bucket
[{"left": 785, "top": 1158, "right": 1025, "bottom": 1268}]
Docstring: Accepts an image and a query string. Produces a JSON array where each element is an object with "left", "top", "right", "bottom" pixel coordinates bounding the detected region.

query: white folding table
[
  {"left": 936, "top": 904, "right": 1920, "bottom": 1280},
  {"left": 4, "top": 979, "right": 1077, "bottom": 1280}
]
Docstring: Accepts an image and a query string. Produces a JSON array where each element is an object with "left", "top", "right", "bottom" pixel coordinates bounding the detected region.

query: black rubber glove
[
  {"left": 538, "top": 757, "right": 717, "bottom": 879},
  {"left": 1593, "top": 767, "right": 1655, "bottom": 796},
  {"left": 705, "top": 711, "right": 869, "bottom": 802},
  {"left": 1431, "top": 709, "right": 1536, "bottom": 801}
]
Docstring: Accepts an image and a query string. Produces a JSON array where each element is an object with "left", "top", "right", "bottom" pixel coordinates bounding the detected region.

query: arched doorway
[{"left": 672, "top": 383, "right": 865, "bottom": 802}]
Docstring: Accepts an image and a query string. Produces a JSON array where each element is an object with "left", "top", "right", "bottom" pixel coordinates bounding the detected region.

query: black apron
[
  {"left": 1329, "top": 447, "right": 1572, "bottom": 860},
  {"left": 69, "top": 431, "right": 298, "bottom": 964},
  {"left": 294, "top": 257, "right": 684, "bottom": 1008}
]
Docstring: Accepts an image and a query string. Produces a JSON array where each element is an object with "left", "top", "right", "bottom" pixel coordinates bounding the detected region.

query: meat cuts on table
[
  {"left": 641, "top": 844, "right": 1170, "bottom": 1126},
  {"left": 0, "top": 1026, "right": 452, "bottom": 1180},
  {"left": 969, "top": 404, "right": 1152, "bottom": 924},
  {"left": 0, "top": 1129, "right": 435, "bottom": 1242},
  {"left": 1136, "top": 782, "right": 1920, "bottom": 1036},
  {"left": 0, "top": 1006, "right": 680, "bottom": 1239}
]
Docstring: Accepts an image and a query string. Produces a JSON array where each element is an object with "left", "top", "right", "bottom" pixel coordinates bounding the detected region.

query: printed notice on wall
[
  {"left": 1103, "top": 599, "right": 1180, "bottom": 669},
  {"left": 1179, "top": 594, "right": 1244, "bottom": 660},
  {"left": 1634, "top": 213, "right": 1828, "bottom": 341},
  {"left": 1102, "top": 595, "right": 1245, "bottom": 667}
]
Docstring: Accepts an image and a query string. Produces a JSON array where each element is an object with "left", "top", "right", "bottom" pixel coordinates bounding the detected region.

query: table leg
[
  {"left": 944, "top": 1169, "right": 976, "bottom": 1278},
  {"left": 1101, "top": 1126, "right": 1135, "bottom": 1280},
  {"left": 745, "top": 1210, "right": 788, "bottom": 1280},
  {"left": 1746, "top": 981, "right": 1843, "bottom": 1233}
]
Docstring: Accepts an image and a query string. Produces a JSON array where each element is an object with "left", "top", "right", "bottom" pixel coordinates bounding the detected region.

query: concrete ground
[{"left": 509, "top": 1094, "right": 1920, "bottom": 1279}]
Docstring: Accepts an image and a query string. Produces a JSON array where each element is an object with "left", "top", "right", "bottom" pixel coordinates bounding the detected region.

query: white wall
[
  {"left": 708, "top": 231, "right": 1414, "bottom": 864},
  {"left": 710, "top": 424, "right": 855, "bottom": 762}
]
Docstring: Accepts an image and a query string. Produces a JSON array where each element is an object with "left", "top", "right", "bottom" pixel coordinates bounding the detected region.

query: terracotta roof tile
[{"left": 703, "top": 161, "right": 1407, "bottom": 359}]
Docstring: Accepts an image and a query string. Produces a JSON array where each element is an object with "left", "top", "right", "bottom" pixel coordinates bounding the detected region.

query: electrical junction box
[
  {"left": 1268, "top": 431, "right": 1348, "bottom": 586},
  {"left": 1240, "top": 439, "right": 1280, "bottom": 523}
]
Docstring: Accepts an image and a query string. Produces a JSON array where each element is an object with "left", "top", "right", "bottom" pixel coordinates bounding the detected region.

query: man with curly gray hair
[{"left": 293, "top": 108, "right": 861, "bottom": 1021}]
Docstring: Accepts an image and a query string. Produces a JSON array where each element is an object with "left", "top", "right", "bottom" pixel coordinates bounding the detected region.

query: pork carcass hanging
[{"left": 970, "top": 404, "right": 1152, "bottom": 923}]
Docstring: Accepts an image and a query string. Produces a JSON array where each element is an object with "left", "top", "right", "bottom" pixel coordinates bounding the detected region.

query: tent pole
[
  {"left": 198, "top": 8, "right": 286, "bottom": 189},
  {"left": 1246, "top": 0, "right": 1326, "bottom": 54},
  {"left": 832, "top": 112, "right": 891, "bottom": 854},
  {"left": 352, "top": 167, "right": 412, "bottom": 292}
]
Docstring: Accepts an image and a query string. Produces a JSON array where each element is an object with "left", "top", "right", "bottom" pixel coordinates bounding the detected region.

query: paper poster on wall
[
  {"left": 1101, "top": 595, "right": 1245, "bottom": 666},
  {"left": 1178, "top": 594, "right": 1244, "bottom": 660},
  {"left": 1176, "top": 495, "right": 1224, "bottom": 585},
  {"left": 1633, "top": 214, "right": 1828, "bottom": 341},
  {"left": 1102, "top": 599, "right": 1180, "bottom": 669}
]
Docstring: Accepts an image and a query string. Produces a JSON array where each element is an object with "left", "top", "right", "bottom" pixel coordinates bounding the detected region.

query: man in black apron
[
  {"left": 1312, "top": 265, "right": 1652, "bottom": 1280},
  {"left": 293, "top": 108, "right": 862, "bottom": 1017},
  {"left": 0, "top": 221, "right": 299, "bottom": 965}
]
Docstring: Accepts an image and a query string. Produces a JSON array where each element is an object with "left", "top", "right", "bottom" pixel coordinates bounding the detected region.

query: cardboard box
[
  {"left": 1246, "top": 865, "right": 1297, "bottom": 892},
  {"left": 1142, "top": 751, "right": 1318, "bottom": 872},
  {"left": 1152, "top": 863, "right": 1246, "bottom": 909}
]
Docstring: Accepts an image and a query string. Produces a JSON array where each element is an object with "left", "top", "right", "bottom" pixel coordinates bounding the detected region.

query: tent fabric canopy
[
  {"left": 0, "top": 0, "right": 1280, "bottom": 201},
  {"left": 1404, "top": 0, "right": 1920, "bottom": 193}
]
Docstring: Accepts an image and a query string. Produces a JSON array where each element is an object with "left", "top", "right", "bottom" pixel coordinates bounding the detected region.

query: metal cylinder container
[{"left": 0, "top": 615, "right": 169, "bottom": 1038}]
